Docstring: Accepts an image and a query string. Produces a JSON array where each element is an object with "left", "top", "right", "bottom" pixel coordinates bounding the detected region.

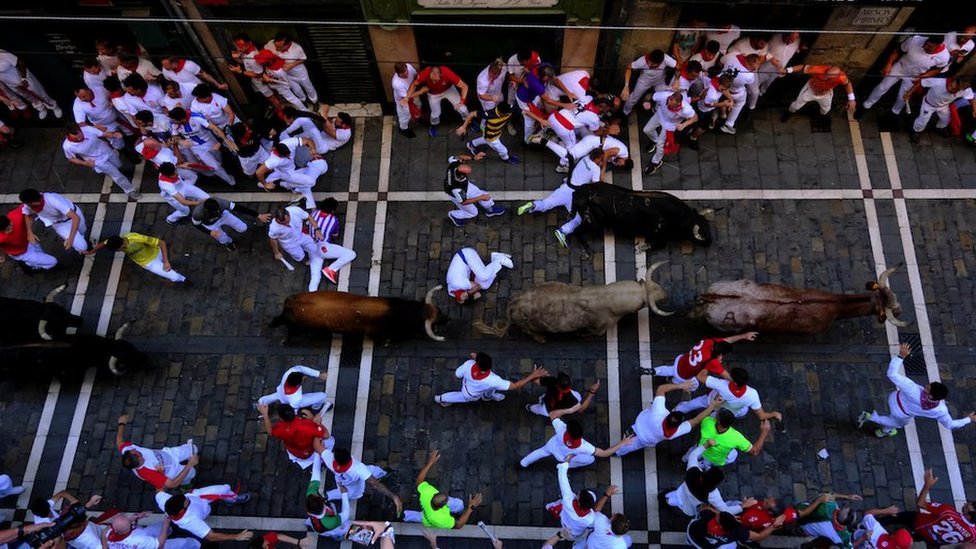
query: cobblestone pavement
[{"left": 0, "top": 100, "right": 975, "bottom": 549}]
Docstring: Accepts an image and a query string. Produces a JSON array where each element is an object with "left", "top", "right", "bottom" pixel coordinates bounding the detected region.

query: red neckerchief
[
  {"left": 109, "top": 90, "right": 124, "bottom": 99},
  {"left": 736, "top": 54, "right": 748, "bottom": 66},
  {"left": 107, "top": 528, "right": 133, "bottom": 542},
  {"left": 175, "top": 58, "right": 187, "bottom": 72},
  {"left": 141, "top": 145, "right": 160, "bottom": 160},
  {"left": 159, "top": 174, "right": 178, "bottom": 183},
  {"left": 272, "top": 148, "right": 288, "bottom": 158},
  {"left": 523, "top": 51, "right": 541, "bottom": 71},
  {"left": 235, "top": 41, "right": 256, "bottom": 54},
  {"left": 667, "top": 101, "right": 683, "bottom": 112},
  {"left": 283, "top": 383, "right": 300, "bottom": 395},
  {"left": 710, "top": 78, "right": 721, "bottom": 91},
  {"left": 452, "top": 290, "right": 466, "bottom": 303},
  {"left": 920, "top": 391, "right": 940, "bottom": 410},
  {"left": 333, "top": 460, "right": 352, "bottom": 473},
  {"left": 681, "top": 68, "right": 694, "bottom": 80},
  {"left": 929, "top": 44, "right": 947, "bottom": 54},
  {"left": 67, "top": 133, "right": 84, "bottom": 143},
  {"left": 584, "top": 102, "right": 601, "bottom": 114},
  {"left": 706, "top": 517, "right": 727, "bottom": 536},
  {"left": 563, "top": 433, "right": 582, "bottom": 449},
  {"left": 170, "top": 506, "right": 189, "bottom": 521},
  {"left": 728, "top": 383, "right": 748, "bottom": 398},
  {"left": 29, "top": 197, "right": 45, "bottom": 212},
  {"left": 470, "top": 364, "right": 490, "bottom": 380},
  {"left": 661, "top": 418, "right": 679, "bottom": 438},
  {"left": 572, "top": 500, "right": 591, "bottom": 517}
]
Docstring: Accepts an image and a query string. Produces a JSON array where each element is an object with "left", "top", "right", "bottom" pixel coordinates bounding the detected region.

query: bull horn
[
  {"left": 424, "top": 285, "right": 445, "bottom": 342},
  {"left": 649, "top": 300, "right": 675, "bottom": 317},
  {"left": 38, "top": 284, "right": 69, "bottom": 341},
  {"left": 699, "top": 208, "right": 715, "bottom": 217},
  {"left": 878, "top": 265, "right": 901, "bottom": 288},
  {"left": 425, "top": 285, "right": 443, "bottom": 305},
  {"left": 114, "top": 322, "right": 131, "bottom": 340},
  {"left": 648, "top": 260, "right": 668, "bottom": 279},
  {"left": 108, "top": 355, "right": 123, "bottom": 376},
  {"left": 885, "top": 309, "right": 910, "bottom": 327}
]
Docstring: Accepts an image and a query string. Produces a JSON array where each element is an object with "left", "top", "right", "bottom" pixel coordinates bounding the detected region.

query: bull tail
[{"left": 472, "top": 320, "right": 510, "bottom": 338}]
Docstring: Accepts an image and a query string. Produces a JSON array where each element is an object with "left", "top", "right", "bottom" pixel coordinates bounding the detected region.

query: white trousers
[
  {"left": 533, "top": 183, "right": 574, "bottom": 214},
  {"left": 268, "top": 77, "right": 306, "bottom": 110},
  {"left": 239, "top": 147, "right": 271, "bottom": 177},
  {"left": 445, "top": 248, "right": 505, "bottom": 294},
  {"left": 724, "top": 89, "right": 748, "bottom": 128},
  {"left": 94, "top": 155, "right": 134, "bottom": 194},
  {"left": 870, "top": 391, "right": 912, "bottom": 429},
  {"left": 642, "top": 111, "right": 670, "bottom": 164},
  {"left": 280, "top": 235, "right": 328, "bottom": 291},
  {"left": 623, "top": 76, "right": 668, "bottom": 115},
  {"left": 470, "top": 136, "right": 511, "bottom": 160},
  {"left": 448, "top": 182, "right": 495, "bottom": 221},
  {"left": 788, "top": 83, "right": 834, "bottom": 115},
  {"left": 326, "top": 465, "right": 387, "bottom": 501},
  {"left": 186, "top": 146, "right": 235, "bottom": 186},
  {"left": 653, "top": 355, "right": 701, "bottom": 391},
  {"left": 548, "top": 116, "right": 578, "bottom": 149},
  {"left": 7, "top": 71, "right": 58, "bottom": 112},
  {"left": 863, "top": 64, "right": 913, "bottom": 114},
  {"left": 438, "top": 387, "right": 506, "bottom": 404},
  {"left": 286, "top": 65, "right": 319, "bottom": 103},
  {"left": 203, "top": 210, "right": 247, "bottom": 244},
  {"left": 520, "top": 447, "right": 594, "bottom": 469},
  {"left": 428, "top": 86, "right": 469, "bottom": 126},
  {"left": 162, "top": 185, "right": 210, "bottom": 224},
  {"left": 516, "top": 96, "right": 541, "bottom": 142},
  {"left": 257, "top": 391, "right": 329, "bottom": 411},
  {"left": 141, "top": 249, "right": 186, "bottom": 282},
  {"left": 270, "top": 159, "right": 328, "bottom": 209},
  {"left": 395, "top": 97, "right": 420, "bottom": 130},
  {"left": 913, "top": 101, "right": 951, "bottom": 132},
  {"left": 10, "top": 242, "right": 57, "bottom": 270},
  {"left": 404, "top": 498, "right": 464, "bottom": 523},
  {"left": 321, "top": 241, "right": 357, "bottom": 272},
  {"left": 50, "top": 211, "right": 89, "bottom": 252}
]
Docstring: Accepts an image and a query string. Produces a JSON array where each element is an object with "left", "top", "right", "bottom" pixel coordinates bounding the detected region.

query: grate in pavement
[{"left": 900, "top": 333, "right": 928, "bottom": 376}]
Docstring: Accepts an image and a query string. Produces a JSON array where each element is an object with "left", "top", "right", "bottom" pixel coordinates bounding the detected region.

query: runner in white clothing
[
  {"left": 0, "top": 49, "right": 62, "bottom": 119},
  {"left": 62, "top": 124, "right": 137, "bottom": 197},
  {"left": 266, "top": 33, "right": 322, "bottom": 108},
  {"left": 189, "top": 85, "right": 235, "bottom": 128},
  {"left": 258, "top": 138, "right": 328, "bottom": 209},
  {"left": 543, "top": 458, "right": 613, "bottom": 539},
  {"left": 155, "top": 162, "right": 210, "bottom": 224},
  {"left": 434, "top": 352, "right": 546, "bottom": 405},
  {"left": 673, "top": 367, "right": 783, "bottom": 422},
  {"left": 167, "top": 107, "right": 238, "bottom": 187},
  {"left": 72, "top": 86, "right": 126, "bottom": 148},
  {"left": 616, "top": 382, "right": 721, "bottom": 456},
  {"left": 156, "top": 486, "right": 252, "bottom": 543},
  {"left": 858, "top": 343, "right": 976, "bottom": 437},
  {"left": 621, "top": 49, "right": 677, "bottom": 116},
  {"left": 309, "top": 197, "right": 357, "bottom": 285},
  {"left": 161, "top": 56, "right": 226, "bottom": 91},
  {"left": 904, "top": 77, "right": 975, "bottom": 140},
  {"left": 576, "top": 512, "right": 632, "bottom": 549},
  {"left": 643, "top": 90, "right": 697, "bottom": 175},
  {"left": 519, "top": 412, "right": 634, "bottom": 469},
  {"left": 105, "top": 513, "right": 201, "bottom": 549},
  {"left": 861, "top": 35, "right": 952, "bottom": 116},
  {"left": 392, "top": 62, "right": 420, "bottom": 137},
  {"left": 476, "top": 59, "right": 508, "bottom": 110},
  {"left": 757, "top": 32, "right": 802, "bottom": 98},
  {"left": 312, "top": 441, "right": 402, "bottom": 514},
  {"left": 268, "top": 205, "right": 329, "bottom": 291},
  {"left": 257, "top": 364, "right": 331, "bottom": 412},
  {"left": 444, "top": 247, "right": 514, "bottom": 304},
  {"left": 19, "top": 189, "right": 88, "bottom": 253},
  {"left": 718, "top": 53, "right": 760, "bottom": 134},
  {"left": 665, "top": 443, "right": 744, "bottom": 517},
  {"left": 516, "top": 149, "right": 605, "bottom": 247}
]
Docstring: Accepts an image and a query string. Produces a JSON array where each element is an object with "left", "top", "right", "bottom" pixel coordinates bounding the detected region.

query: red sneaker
[{"left": 322, "top": 267, "right": 338, "bottom": 284}]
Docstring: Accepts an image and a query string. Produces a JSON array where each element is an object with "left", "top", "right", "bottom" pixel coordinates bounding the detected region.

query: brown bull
[
  {"left": 474, "top": 261, "right": 672, "bottom": 342},
  {"left": 271, "top": 286, "right": 445, "bottom": 342},
  {"left": 690, "top": 266, "right": 909, "bottom": 334}
]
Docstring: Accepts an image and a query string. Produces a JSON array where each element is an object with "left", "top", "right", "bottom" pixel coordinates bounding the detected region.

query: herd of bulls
[{"left": 2, "top": 185, "right": 908, "bottom": 377}]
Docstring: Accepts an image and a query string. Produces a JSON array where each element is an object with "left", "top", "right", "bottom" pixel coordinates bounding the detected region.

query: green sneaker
[
  {"left": 517, "top": 201, "right": 534, "bottom": 216},
  {"left": 553, "top": 230, "right": 568, "bottom": 248},
  {"left": 875, "top": 428, "right": 898, "bottom": 438},
  {"left": 856, "top": 411, "right": 871, "bottom": 429}
]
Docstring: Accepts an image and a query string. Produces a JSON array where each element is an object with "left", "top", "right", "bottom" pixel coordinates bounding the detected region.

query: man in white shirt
[
  {"left": 757, "top": 32, "right": 802, "bottom": 98},
  {"left": 392, "top": 62, "right": 420, "bottom": 137},
  {"left": 160, "top": 55, "right": 226, "bottom": 90},
  {"left": 0, "top": 49, "right": 62, "bottom": 119},
  {"left": 434, "top": 352, "right": 544, "bottom": 405},
  {"left": 544, "top": 458, "right": 609, "bottom": 539},
  {"left": 266, "top": 33, "right": 321, "bottom": 109},
  {"left": 19, "top": 189, "right": 88, "bottom": 253},
  {"left": 905, "top": 76, "right": 975, "bottom": 142},
  {"left": 476, "top": 58, "right": 508, "bottom": 110},
  {"left": 257, "top": 364, "right": 331, "bottom": 412},
  {"left": 160, "top": 80, "right": 195, "bottom": 113},
  {"left": 156, "top": 487, "right": 251, "bottom": 543},
  {"left": 519, "top": 412, "right": 634, "bottom": 469},
  {"left": 621, "top": 49, "right": 677, "bottom": 116},
  {"left": 62, "top": 124, "right": 138, "bottom": 198},
  {"left": 167, "top": 107, "right": 238, "bottom": 187},
  {"left": 861, "top": 35, "right": 952, "bottom": 117},
  {"left": 268, "top": 205, "right": 329, "bottom": 291},
  {"left": 643, "top": 90, "right": 697, "bottom": 175},
  {"left": 155, "top": 162, "right": 209, "bottom": 225},
  {"left": 718, "top": 53, "right": 760, "bottom": 134},
  {"left": 116, "top": 52, "right": 161, "bottom": 83},
  {"left": 616, "top": 382, "right": 721, "bottom": 456},
  {"left": 705, "top": 23, "right": 742, "bottom": 55},
  {"left": 443, "top": 248, "right": 514, "bottom": 304},
  {"left": 517, "top": 149, "right": 605, "bottom": 247},
  {"left": 674, "top": 367, "right": 783, "bottom": 422},
  {"left": 189, "top": 84, "right": 235, "bottom": 128},
  {"left": 72, "top": 86, "right": 126, "bottom": 149},
  {"left": 858, "top": 342, "right": 976, "bottom": 437},
  {"left": 257, "top": 138, "right": 327, "bottom": 208},
  {"left": 122, "top": 74, "right": 168, "bottom": 132},
  {"left": 581, "top": 512, "right": 633, "bottom": 549},
  {"left": 945, "top": 27, "right": 976, "bottom": 67},
  {"left": 281, "top": 106, "right": 330, "bottom": 153},
  {"left": 106, "top": 513, "right": 200, "bottom": 549},
  {"left": 312, "top": 441, "right": 402, "bottom": 514}
]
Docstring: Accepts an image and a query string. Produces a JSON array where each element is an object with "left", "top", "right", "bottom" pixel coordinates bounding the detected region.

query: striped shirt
[
  {"left": 310, "top": 209, "right": 340, "bottom": 243},
  {"left": 477, "top": 107, "right": 512, "bottom": 141}
]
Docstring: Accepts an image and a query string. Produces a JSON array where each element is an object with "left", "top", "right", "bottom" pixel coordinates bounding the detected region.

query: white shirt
[
  {"left": 477, "top": 65, "right": 508, "bottom": 108},
  {"left": 727, "top": 37, "right": 769, "bottom": 61},
  {"left": 700, "top": 79, "right": 727, "bottom": 111},
  {"left": 320, "top": 448, "right": 373, "bottom": 488},
  {"left": 157, "top": 174, "right": 209, "bottom": 202},
  {"left": 633, "top": 395, "right": 692, "bottom": 446},
  {"left": 569, "top": 157, "right": 602, "bottom": 186},
  {"left": 170, "top": 113, "right": 217, "bottom": 149},
  {"left": 190, "top": 93, "right": 231, "bottom": 127},
  {"left": 21, "top": 192, "right": 77, "bottom": 227},
  {"left": 895, "top": 36, "right": 951, "bottom": 77},
  {"left": 453, "top": 359, "right": 511, "bottom": 399},
  {"left": 271, "top": 365, "right": 322, "bottom": 409},
  {"left": 652, "top": 90, "right": 695, "bottom": 130},
  {"left": 107, "top": 527, "right": 160, "bottom": 549},
  {"left": 62, "top": 125, "right": 116, "bottom": 166},
  {"left": 766, "top": 34, "right": 801, "bottom": 67},
  {"left": 550, "top": 70, "right": 590, "bottom": 102},
  {"left": 68, "top": 522, "right": 104, "bottom": 549},
  {"left": 630, "top": 53, "right": 677, "bottom": 88},
  {"left": 116, "top": 58, "right": 161, "bottom": 83},
  {"left": 268, "top": 205, "right": 309, "bottom": 246},
  {"left": 123, "top": 86, "right": 167, "bottom": 116},
  {"left": 585, "top": 513, "right": 632, "bottom": 549},
  {"left": 0, "top": 50, "right": 23, "bottom": 88},
  {"left": 921, "top": 77, "right": 974, "bottom": 108},
  {"left": 885, "top": 356, "right": 971, "bottom": 429},
  {"left": 161, "top": 84, "right": 196, "bottom": 113},
  {"left": 83, "top": 69, "right": 108, "bottom": 93},
  {"left": 392, "top": 64, "right": 418, "bottom": 102},
  {"left": 556, "top": 462, "right": 595, "bottom": 536},
  {"left": 155, "top": 492, "right": 212, "bottom": 539},
  {"left": 264, "top": 40, "right": 308, "bottom": 72},
  {"left": 263, "top": 137, "right": 302, "bottom": 178},
  {"left": 322, "top": 126, "right": 351, "bottom": 151},
  {"left": 667, "top": 446, "right": 743, "bottom": 517},
  {"left": 704, "top": 376, "right": 762, "bottom": 418},
  {"left": 568, "top": 135, "right": 629, "bottom": 164},
  {"left": 73, "top": 92, "right": 119, "bottom": 127},
  {"left": 689, "top": 51, "right": 721, "bottom": 72},
  {"left": 946, "top": 31, "right": 975, "bottom": 62},
  {"left": 543, "top": 418, "right": 596, "bottom": 462},
  {"left": 721, "top": 54, "right": 756, "bottom": 93},
  {"left": 162, "top": 59, "right": 203, "bottom": 85},
  {"left": 118, "top": 442, "right": 182, "bottom": 478},
  {"left": 704, "top": 26, "right": 741, "bottom": 55}
]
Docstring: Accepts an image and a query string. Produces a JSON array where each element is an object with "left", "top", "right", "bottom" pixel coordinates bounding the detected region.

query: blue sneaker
[
  {"left": 503, "top": 155, "right": 521, "bottom": 164},
  {"left": 428, "top": 126, "right": 438, "bottom": 137},
  {"left": 466, "top": 141, "right": 478, "bottom": 155},
  {"left": 485, "top": 206, "right": 506, "bottom": 217},
  {"left": 449, "top": 214, "right": 465, "bottom": 227}
]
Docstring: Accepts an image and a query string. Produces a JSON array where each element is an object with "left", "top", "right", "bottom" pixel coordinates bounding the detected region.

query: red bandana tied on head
[{"left": 452, "top": 290, "right": 466, "bottom": 303}]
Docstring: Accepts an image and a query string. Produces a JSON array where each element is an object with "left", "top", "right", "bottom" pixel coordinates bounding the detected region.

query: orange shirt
[{"left": 806, "top": 65, "right": 848, "bottom": 95}]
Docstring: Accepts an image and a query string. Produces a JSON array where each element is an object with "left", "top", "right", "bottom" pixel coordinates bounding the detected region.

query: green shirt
[
  {"left": 796, "top": 501, "right": 852, "bottom": 548},
  {"left": 418, "top": 481, "right": 456, "bottom": 529},
  {"left": 699, "top": 416, "right": 752, "bottom": 466}
]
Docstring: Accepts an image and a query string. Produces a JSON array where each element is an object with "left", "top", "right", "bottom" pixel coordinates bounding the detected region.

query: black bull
[
  {"left": 570, "top": 185, "right": 713, "bottom": 249},
  {"left": 0, "top": 284, "right": 83, "bottom": 344}
]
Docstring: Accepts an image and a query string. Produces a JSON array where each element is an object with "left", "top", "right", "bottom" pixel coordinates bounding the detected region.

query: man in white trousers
[
  {"left": 433, "top": 352, "right": 546, "bottom": 406},
  {"left": 157, "top": 486, "right": 252, "bottom": 543},
  {"left": 167, "top": 107, "right": 238, "bottom": 187},
  {"left": 476, "top": 59, "right": 507, "bottom": 110},
  {"left": 403, "top": 64, "right": 470, "bottom": 137},
  {"left": 615, "top": 382, "right": 721, "bottom": 457},
  {"left": 72, "top": 86, "right": 126, "bottom": 149},
  {"left": 445, "top": 247, "right": 514, "bottom": 304},
  {"left": 455, "top": 102, "right": 519, "bottom": 164},
  {"left": 0, "top": 207, "right": 58, "bottom": 273},
  {"left": 258, "top": 138, "right": 327, "bottom": 209},
  {"left": 155, "top": 162, "right": 210, "bottom": 225},
  {"left": 719, "top": 53, "right": 761, "bottom": 135},
  {"left": 0, "top": 49, "right": 62, "bottom": 119},
  {"left": 257, "top": 364, "right": 331, "bottom": 413},
  {"left": 86, "top": 233, "right": 186, "bottom": 283},
  {"left": 190, "top": 198, "right": 270, "bottom": 251},
  {"left": 116, "top": 414, "right": 198, "bottom": 491},
  {"left": 106, "top": 512, "right": 201, "bottom": 549},
  {"left": 519, "top": 410, "right": 634, "bottom": 469},
  {"left": 905, "top": 76, "right": 975, "bottom": 143},
  {"left": 309, "top": 197, "right": 356, "bottom": 285},
  {"left": 312, "top": 439, "right": 402, "bottom": 514},
  {"left": 62, "top": 123, "right": 139, "bottom": 198},
  {"left": 392, "top": 62, "right": 420, "bottom": 138},
  {"left": 443, "top": 152, "right": 506, "bottom": 227},
  {"left": 268, "top": 205, "right": 329, "bottom": 292},
  {"left": 642, "top": 90, "right": 697, "bottom": 176},
  {"left": 621, "top": 49, "right": 677, "bottom": 116},
  {"left": 858, "top": 342, "right": 976, "bottom": 437},
  {"left": 19, "top": 188, "right": 88, "bottom": 253},
  {"left": 544, "top": 457, "right": 605, "bottom": 539},
  {"left": 266, "top": 33, "right": 322, "bottom": 109},
  {"left": 859, "top": 35, "right": 951, "bottom": 118}
]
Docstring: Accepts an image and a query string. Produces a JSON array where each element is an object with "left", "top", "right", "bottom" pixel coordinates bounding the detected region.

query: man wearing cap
[
  {"left": 683, "top": 409, "right": 771, "bottom": 469},
  {"left": 642, "top": 332, "right": 757, "bottom": 391},
  {"left": 879, "top": 468, "right": 976, "bottom": 545},
  {"left": 434, "top": 352, "right": 547, "bottom": 406},
  {"left": 445, "top": 247, "right": 513, "bottom": 304},
  {"left": 403, "top": 449, "right": 480, "bottom": 544},
  {"left": 519, "top": 411, "right": 635, "bottom": 469},
  {"left": 544, "top": 456, "right": 616, "bottom": 540},
  {"left": 642, "top": 90, "right": 697, "bottom": 176},
  {"left": 116, "top": 414, "right": 198, "bottom": 491},
  {"left": 311, "top": 439, "right": 402, "bottom": 515},
  {"left": 859, "top": 35, "right": 951, "bottom": 117},
  {"left": 616, "top": 382, "right": 721, "bottom": 457},
  {"left": 258, "top": 364, "right": 331, "bottom": 413},
  {"left": 19, "top": 188, "right": 88, "bottom": 253},
  {"left": 258, "top": 403, "right": 330, "bottom": 470},
  {"left": 857, "top": 343, "right": 976, "bottom": 437}
]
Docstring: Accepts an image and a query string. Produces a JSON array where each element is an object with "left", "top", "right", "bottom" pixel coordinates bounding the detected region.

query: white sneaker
[
  {"left": 37, "top": 108, "right": 48, "bottom": 120},
  {"left": 52, "top": 105, "right": 63, "bottom": 119},
  {"left": 720, "top": 125, "right": 737, "bottom": 135},
  {"left": 127, "top": 191, "right": 142, "bottom": 200},
  {"left": 555, "top": 164, "right": 569, "bottom": 174},
  {"left": 494, "top": 255, "right": 514, "bottom": 269}
]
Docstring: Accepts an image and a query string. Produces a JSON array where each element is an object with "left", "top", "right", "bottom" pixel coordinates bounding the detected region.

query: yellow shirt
[{"left": 121, "top": 232, "right": 161, "bottom": 267}]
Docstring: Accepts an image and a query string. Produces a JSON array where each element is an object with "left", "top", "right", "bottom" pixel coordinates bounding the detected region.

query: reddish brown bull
[
  {"left": 690, "top": 266, "right": 909, "bottom": 334},
  {"left": 271, "top": 286, "right": 446, "bottom": 342}
]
